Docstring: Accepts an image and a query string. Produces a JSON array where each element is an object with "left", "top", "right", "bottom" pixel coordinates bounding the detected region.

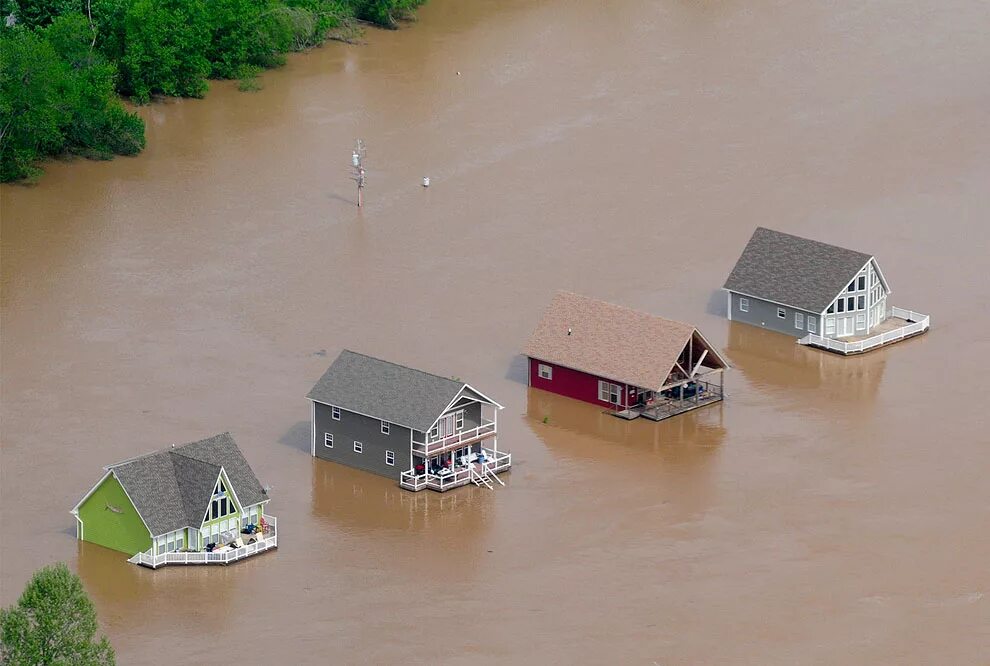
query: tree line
[{"left": 0, "top": 0, "right": 424, "bottom": 182}]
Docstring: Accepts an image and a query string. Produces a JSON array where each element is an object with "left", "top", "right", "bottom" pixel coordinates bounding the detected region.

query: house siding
[
  {"left": 727, "top": 291, "right": 819, "bottom": 339},
  {"left": 528, "top": 357, "right": 631, "bottom": 409},
  {"left": 77, "top": 474, "right": 152, "bottom": 556},
  {"left": 313, "top": 401, "right": 411, "bottom": 480}
]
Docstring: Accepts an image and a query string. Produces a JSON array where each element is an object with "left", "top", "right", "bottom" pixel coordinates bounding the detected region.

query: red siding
[{"left": 528, "top": 358, "right": 631, "bottom": 409}]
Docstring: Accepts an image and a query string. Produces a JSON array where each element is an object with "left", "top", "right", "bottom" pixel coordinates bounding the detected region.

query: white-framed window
[
  {"left": 847, "top": 280, "right": 856, "bottom": 292},
  {"left": 324, "top": 433, "right": 333, "bottom": 448},
  {"left": 836, "top": 299, "right": 845, "bottom": 313},
  {"left": 385, "top": 450, "right": 395, "bottom": 466},
  {"left": 739, "top": 297, "right": 749, "bottom": 312},
  {"left": 331, "top": 406, "right": 341, "bottom": 421},
  {"left": 858, "top": 276, "right": 866, "bottom": 290},
  {"left": 455, "top": 410, "right": 464, "bottom": 431},
  {"left": 858, "top": 295, "right": 865, "bottom": 310},
  {"left": 825, "top": 318, "right": 836, "bottom": 335},
  {"left": 538, "top": 363, "right": 553, "bottom": 380},
  {"left": 856, "top": 313, "right": 866, "bottom": 327},
  {"left": 353, "top": 441, "right": 363, "bottom": 454},
  {"left": 777, "top": 308, "right": 786, "bottom": 319},
  {"left": 598, "top": 380, "right": 621, "bottom": 404},
  {"left": 847, "top": 296, "right": 855, "bottom": 311},
  {"left": 381, "top": 420, "right": 390, "bottom": 435},
  {"left": 794, "top": 312, "right": 804, "bottom": 329},
  {"left": 807, "top": 316, "right": 817, "bottom": 333}
]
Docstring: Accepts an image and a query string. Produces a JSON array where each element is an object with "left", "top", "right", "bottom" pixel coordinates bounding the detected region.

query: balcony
[
  {"left": 798, "top": 307, "right": 930, "bottom": 355},
  {"left": 412, "top": 420, "right": 496, "bottom": 456},
  {"left": 128, "top": 515, "right": 278, "bottom": 569},
  {"left": 400, "top": 449, "right": 511, "bottom": 492}
]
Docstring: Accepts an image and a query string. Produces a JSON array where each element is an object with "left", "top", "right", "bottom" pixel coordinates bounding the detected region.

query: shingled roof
[
  {"left": 524, "top": 291, "right": 724, "bottom": 390},
  {"left": 104, "top": 433, "right": 266, "bottom": 537},
  {"left": 723, "top": 227, "right": 874, "bottom": 313},
  {"left": 307, "top": 351, "right": 495, "bottom": 432}
]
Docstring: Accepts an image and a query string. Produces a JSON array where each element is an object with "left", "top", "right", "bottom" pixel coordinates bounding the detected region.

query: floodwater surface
[{"left": 2, "top": 0, "right": 990, "bottom": 662}]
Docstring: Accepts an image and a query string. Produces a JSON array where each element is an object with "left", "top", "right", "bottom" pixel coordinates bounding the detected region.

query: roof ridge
[
  {"left": 755, "top": 227, "right": 872, "bottom": 259},
  {"left": 341, "top": 349, "right": 466, "bottom": 387},
  {"left": 553, "top": 291, "right": 697, "bottom": 331},
  {"left": 105, "top": 432, "right": 233, "bottom": 469}
]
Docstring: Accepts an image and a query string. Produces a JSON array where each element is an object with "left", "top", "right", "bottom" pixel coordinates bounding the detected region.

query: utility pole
[{"left": 351, "top": 139, "right": 366, "bottom": 208}]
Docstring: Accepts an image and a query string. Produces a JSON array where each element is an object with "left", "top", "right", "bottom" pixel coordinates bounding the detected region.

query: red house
[{"left": 523, "top": 291, "right": 729, "bottom": 421}]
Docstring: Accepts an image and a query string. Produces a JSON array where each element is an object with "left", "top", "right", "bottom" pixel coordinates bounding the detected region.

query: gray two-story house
[
  {"left": 307, "top": 350, "right": 510, "bottom": 492},
  {"left": 723, "top": 227, "right": 929, "bottom": 353}
]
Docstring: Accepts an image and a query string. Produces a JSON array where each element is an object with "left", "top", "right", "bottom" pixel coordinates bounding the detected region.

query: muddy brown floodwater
[{"left": 3, "top": 0, "right": 990, "bottom": 662}]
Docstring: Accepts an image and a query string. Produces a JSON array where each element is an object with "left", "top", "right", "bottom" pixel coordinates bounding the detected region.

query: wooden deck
[
  {"left": 613, "top": 391, "right": 723, "bottom": 422},
  {"left": 798, "top": 308, "right": 930, "bottom": 355}
]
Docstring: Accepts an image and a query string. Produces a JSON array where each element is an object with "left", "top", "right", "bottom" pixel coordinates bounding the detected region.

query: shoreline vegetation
[{"left": 0, "top": 0, "right": 425, "bottom": 182}]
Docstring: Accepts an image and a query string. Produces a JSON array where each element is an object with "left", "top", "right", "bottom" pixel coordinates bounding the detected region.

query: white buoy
[{"left": 422, "top": 176, "right": 430, "bottom": 187}]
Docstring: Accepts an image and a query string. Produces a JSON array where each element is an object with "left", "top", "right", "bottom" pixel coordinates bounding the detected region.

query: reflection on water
[{"left": 726, "top": 322, "right": 887, "bottom": 408}]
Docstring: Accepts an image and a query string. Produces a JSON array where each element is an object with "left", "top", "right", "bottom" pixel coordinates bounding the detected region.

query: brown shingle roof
[{"left": 523, "top": 291, "right": 701, "bottom": 390}]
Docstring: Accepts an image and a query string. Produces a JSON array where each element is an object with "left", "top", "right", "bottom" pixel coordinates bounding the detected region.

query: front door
[{"left": 838, "top": 317, "right": 854, "bottom": 337}]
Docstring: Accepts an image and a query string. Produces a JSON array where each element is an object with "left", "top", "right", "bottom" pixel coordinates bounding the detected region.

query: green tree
[
  {"left": 119, "top": 0, "right": 210, "bottom": 103},
  {"left": 0, "top": 27, "right": 72, "bottom": 180},
  {"left": 0, "top": 562, "right": 115, "bottom": 665}
]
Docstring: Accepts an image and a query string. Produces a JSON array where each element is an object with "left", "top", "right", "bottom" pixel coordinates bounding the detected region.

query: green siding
[{"left": 78, "top": 473, "right": 152, "bottom": 556}]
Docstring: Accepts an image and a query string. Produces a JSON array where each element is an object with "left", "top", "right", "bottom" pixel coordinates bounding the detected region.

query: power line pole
[{"left": 351, "top": 139, "right": 366, "bottom": 208}]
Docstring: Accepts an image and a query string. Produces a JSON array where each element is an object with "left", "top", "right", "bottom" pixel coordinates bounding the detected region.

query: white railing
[
  {"left": 798, "top": 309, "right": 929, "bottom": 354},
  {"left": 412, "top": 421, "right": 496, "bottom": 456},
  {"left": 128, "top": 515, "right": 277, "bottom": 568},
  {"left": 399, "top": 449, "right": 511, "bottom": 492}
]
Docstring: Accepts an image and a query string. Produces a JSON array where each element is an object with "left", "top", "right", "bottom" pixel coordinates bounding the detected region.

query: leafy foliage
[
  {"left": 1, "top": 0, "right": 425, "bottom": 180},
  {"left": 0, "top": 562, "right": 115, "bottom": 665}
]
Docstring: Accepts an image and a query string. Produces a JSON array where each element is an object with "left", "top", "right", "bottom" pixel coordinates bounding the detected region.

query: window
[
  {"left": 353, "top": 441, "right": 363, "bottom": 454},
  {"left": 807, "top": 316, "right": 817, "bottom": 333},
  {"left": 598, "top": 380, "right": 620, "bottom": 404},
  {"left": 847, "top": 280, "right": 855, "bottom": 292},
  {"left": 847, "top": 296, "right": 855, "bottom": 311},
  {"left": 858, "top": 276, "right": 866, "bottom": 290},
  {"left": 739, "top": 297, "right": 749, "bottom": 313},
  {"left": 381, "top": 420, "right": 390, "bottom": 435},
  {"left": 836, "top": 299, "right": 845, "bottom": 313},
  {"left": 455, "top": 410, "right": 464, "bottom": 431},
  {"left": 856, "top": 314, "right": 866, "bottom": 328},
  {"left": 827, "top": 303, "right": 834, "bottom": 314},
  {"left": 385, "top": 450, "right": 395, "bottom": 466},
  {"left": 825, "top": 318, "right": 836, "bottom": 335},
  {"left": 794, "top": 312, "right": 804, "bottom": 329},
  {"left": 856, "top": 295, "right": 864, "bottom": 310},
  {"left": 324, "top": 433, "right": 333, "bottom": 448},
  {"left": 331, "top": 406, "right": 340, "bottom": 420},
  {"left": 538, "top": 363, "right": 553, "bottom": 380},
  {"left": 777, "top": 308, "right": 786, "bottom": 319}
]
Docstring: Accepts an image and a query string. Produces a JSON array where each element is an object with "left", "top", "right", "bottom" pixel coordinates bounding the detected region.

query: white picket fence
[
  {"left": 128, "top": 516, "right": 277, "bottom": 569},
  {"left": 798, "top": 308, "right": 929, "bottom": 355}
]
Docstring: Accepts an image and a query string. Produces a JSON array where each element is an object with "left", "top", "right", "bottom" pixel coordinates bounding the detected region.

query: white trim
[
  {"left": 690, "top": 329, "right": 732, "bottom": 370},
  {"left": 385, "top": 450, "right": 395, "bottom": 466},
  {"left": 353, "top": 441, "right": 363, "bottom": 454},
  {"left": 776, "top": 307, "right": 786, "bottom": 319},
  {"left": 71, "top": 470, "right": 113, "bottom": 515},
  {"left": 324, "top": 433, "right": 334, "bottom": 448},
  {"left": 870, "top": 257, "right": 892, "bottom": 297},
  {"left": 380, "top": 420, "right": 390, "bottom": 435},
  {"left": 310, "top": 400, "right": 316, "bottom": 457},
  {"left": 537, "top": 363, "right": 553, "bottom": 380},
  {"left": 199, "top": 468, "right": 243, "bottom": 530},
  {"left": 727, "top": 291, "right": 732, "bottom": 320},
  {"left": 331, "top": 405, "right": 341, "bottom": 420},
  {"left": 423, "top": 384, "right": 504, "bottom": 435},
  {"left": 739, "top": 297, "right": 749, "bottom": 313}
]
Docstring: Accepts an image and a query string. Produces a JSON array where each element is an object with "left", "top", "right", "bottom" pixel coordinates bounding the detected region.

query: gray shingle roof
[
  {"left": 723, "top": 227, "right": 873, "bottom": 313},
  {"left": 107, "top": 433, "right": 266, "bottom": 536},
  {"left": 307, "top": 350, "right": 466, "bottom": 433}
]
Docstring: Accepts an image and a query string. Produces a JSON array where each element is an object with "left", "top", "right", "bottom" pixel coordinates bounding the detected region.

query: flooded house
[
  {"left": 70, "top": 433, "right": 276, "bottom": 569},
  {"left": 523, "top": 291, "right": 729, "bottom": 421},
  {"left": 723, "top": 227, "right": 930, "bottom": 354},
  {"left": 307, "top": 350, "right": 510, "bottom": 492}
]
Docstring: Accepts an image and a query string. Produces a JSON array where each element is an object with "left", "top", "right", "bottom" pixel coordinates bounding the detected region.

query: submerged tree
[{"left": 0, "top": 562, "right": 115, "bottom": 665}]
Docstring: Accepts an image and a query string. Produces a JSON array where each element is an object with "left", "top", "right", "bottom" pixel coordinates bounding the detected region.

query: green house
[{"left": 71, "top": 433, "right": 275, "bottom": 567}]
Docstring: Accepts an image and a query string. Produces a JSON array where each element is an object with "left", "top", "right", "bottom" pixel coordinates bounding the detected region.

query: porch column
[{"left": 492, "top": 405, "right": 498, "bottom": 455}]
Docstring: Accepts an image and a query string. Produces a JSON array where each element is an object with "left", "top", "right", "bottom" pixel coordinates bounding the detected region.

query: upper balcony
[{"left": 412, "top": 420, "right": 496, "bottom": 456}]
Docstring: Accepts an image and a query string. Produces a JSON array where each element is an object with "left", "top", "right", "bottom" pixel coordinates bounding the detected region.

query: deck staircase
[{"left": 470, "top": 463, "right": 505, "bottom": 489}]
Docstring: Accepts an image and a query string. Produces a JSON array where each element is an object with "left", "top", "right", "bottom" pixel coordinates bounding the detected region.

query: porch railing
[
  {"left": 798, "top": 308, "right": 929, "bottom": 354},
  {"left": 400, "top": 448, "right": 511, "bottom": 492},
  {"left": 412, "top": 420, "right": 496, "bottom": 456},
  {"left": 128, "top": 515, "right": 277, "bottom": 568}
]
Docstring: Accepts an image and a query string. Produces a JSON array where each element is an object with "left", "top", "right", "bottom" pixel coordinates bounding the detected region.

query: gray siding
[
  {"left": 444, "top": 400, "right": 482, "bottom": 431},
  {"left": 313, "top": 402, "right": 411, "bottom": 480},
  {"left": 728, "top": 291, "right": 820, "bottom": 339}
]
